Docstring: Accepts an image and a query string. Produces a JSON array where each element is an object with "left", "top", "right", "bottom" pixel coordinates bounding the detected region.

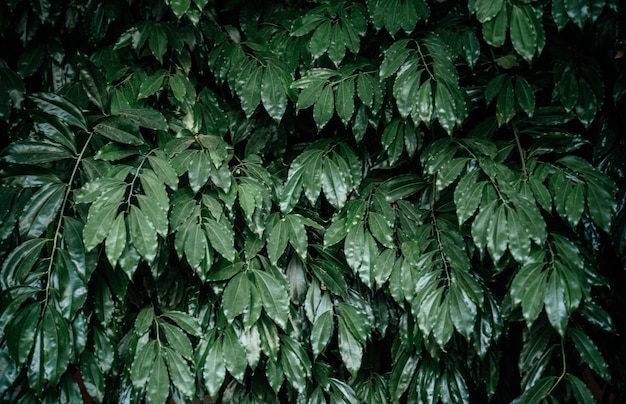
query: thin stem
[
  {"left": 416, "top": 42, "right": 435, "bottom": 81},
  {"left": 513, "top": 127, "right": 528, "bottom": 181},
  {"left": 44, "top": 132, "right": 94, "bottom": 309},
  {"left": 125, "top": 156, "right": 148, "bottom": 212}
]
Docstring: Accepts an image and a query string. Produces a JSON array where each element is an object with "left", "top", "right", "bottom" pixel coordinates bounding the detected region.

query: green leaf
[
  {"left": 544, "top": 269, "right": 568, "bottom": 336},
  {"left": 569, "top": 328, "right": 611, "bottom": 382},
  {"left": 389, "top": 352, "right": 419, "bottom": 402},
  {"left": 138, "top": 70, "right": 167, "bottom": 99},
  {"left": 204, "top": 217, "right": 236, "bottom": 262},
  {"left": 552, "top": 0, "right": 569, "bottom": 30},
  {"left": 379, "top": 39, "right": 411, "bottom": 79},
  {"left": 222, "top": 326, "right": 248, "bottom": 382},
  {"left": 78, "top": 56, "right": 108, "bottom": 113},
  {"left": 267, "top": 217, "right": 289, "bottom": 265},
  {"left": 95, "top": 143, "right": 140, "bottom": 161},
  {"left": 183, "top": 222, "right": 206, "bottom": 269},
  {"left": 169, "top": 74, "right": 187, "bottom": 102},
  {"left": 310, "top": 260, "right": 349, "bottom": 297},
  {"left": 335, "top": 78, "right": 355, "bottom": 125},
  {"left": 160, "top": 321, "right": 192, "bottom": 360},
  {"left": 449, "top": 283, "right": 477, "bottom": 341},
  {"left": 164, "top": 348, "right": 194, "bottom": 399},
  {"left": 223, "top": 273, "right": 251, "bottom": 323},
  {"left": 7, "top": 302, "right": 40, "bottom": 368},
  {"left": 454, "top": 170, "right": 484, "bottom": 224},
  {"left": 567, "top": 374, "right": 597, "bottom": 404},
  {"left": 436, "top": 158, "right": 469, "bottom": 191},
  {"left": 286, "top": 214, "right": 308, "bottom": 260},
  {"left": 310, "top": 310, "right": 334, "bottom": 358},
  {"left": 128, "top": 205, "right": 158, "bottom": 264},
  {"left": 433, "top": 296, "right": 454, "bottom": 347},
  {"left": 416, "top": 79, "right": 433, "bottom": 123},
  {"left": 291, "top": 9, "right": 326, "bottom": 36},
  {"left": 486, "top": 203, "right": 508, "bottom": 263},
  {"left": 280, "top": 337, "right": 307, "bottom": 393},
  {"left": 148, "top": 24, "right": 167, "bottom": 63},
  {"left": 203, "top": 340, "right": 225, "bottom": 398},
  {"left": 29, "top": 308, "right": 70, "bottom": 392},
  {"left": 313, "top": 83, "right": 335, "bottom": 130},
  {"left": 515, "top": 76, "right": 535, "bottom": 117},
  {"left": 564, "top": 181, "right": 584, "bottom": 227},
  {"left": 510, "top": 5, "right": 537, "bottom": 63},
  {"left": 309, "top": 20, "right": 332, "bottom": 60},
  {"left": 130, "top": 340, "right": 159, "bottom": 389},
  {"left": 93, "top": 116, "right": 144, "bottom": 145},
  {"left": 1, "top": 239, "right": 48, "bottom": 289},
  {"left": 80, "top": 350, "right": 105, "bottom": 403},
  {"left": 338, "top": 314, "right": 364, "bottom": 377},
  {"left": 521, "top": 267, "right": 548, "bottom": 327},
  {"left": 114, "top": 108, "right": 168, "bottom": 130},
  {"left": 161, "top": 310, "right": 202, "bottom": 337},
  {"left": 147, "top": 153, "right": 178, "bottom": 190},
  {"left": 30, "top": 110, "right": 77, "bottom": 153},
  {"left": 514, "top": 376, "right": 556, "bottom": 404},
  {"left": 1, "top": 141, "right": 75, "bottom": 164},
  {"left": 29, "top": 93, "right": 87, "bottom": 131},
  {"left": 18, "top": 183, "right": 64, "bottom": 239},
  {"left": 337, "top": 302, "right": 370, "bottom": 345},
  {"left": 575, "top": 78, "right": 597, "bottom": 127},
  {"left": 170, "top": 0, "right": 191, "bottom": 18},
  {"left": 145, "top": 352, "right": 169, "bottom": 404},
  {"left": 482, "top": 7, "right": 507, "bottom": 48},
  {"left": 261, "top": 63, "right": 289, "bottom": 122},
  {"left": 496, "top": 79, "right": 515, "bottom": 125},
  {"left": 322, "top": 157, "right": 349, "bottom": 208},
  {"left": 238, "top": 61, "right": 263, "bottom": 118},
  {"left": 54, "top": 249, "right": 87, "bottom": 320},
  {"left": 328, "top": 22, "right": 347, "bottom": 65},
  {"left": 254, "top": 269, "right": 289, "bottom": 329},
  {"left": 17, "top": 43, "right": 45, "bottom": 78},
  {"left": 83, "top": 196, "right": 123, "bottom": 251},
  {"left": 368, "top": 211, "right": 395, "bottom": 249},
  {"left": 564, "top": 0, "right": 588, "bottom": 29},
  {"left": 475, "top": 0, "right": 503, "bottom": 23},
  {"left": 507, "top": 207, "right": 531, "bottom": 263}
]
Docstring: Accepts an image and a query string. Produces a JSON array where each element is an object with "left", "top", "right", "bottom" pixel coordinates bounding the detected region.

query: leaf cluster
[{"left": 1, "top": 0, "right": 626, "bottom": 403}]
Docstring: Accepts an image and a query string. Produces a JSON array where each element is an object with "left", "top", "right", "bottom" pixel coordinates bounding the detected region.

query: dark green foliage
[{"left": 1, "top": 0, "right": 625, "bottom": 402}]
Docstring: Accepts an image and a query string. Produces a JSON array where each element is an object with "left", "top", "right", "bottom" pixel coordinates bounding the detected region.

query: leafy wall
[{"left": 1, "top": 0, "right": 625, "bottom": 402}]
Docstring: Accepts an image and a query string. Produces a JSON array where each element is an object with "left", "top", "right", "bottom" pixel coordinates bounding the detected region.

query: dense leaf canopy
[{"left": 1, "top": 0, "right": 625, "bottom": 402}]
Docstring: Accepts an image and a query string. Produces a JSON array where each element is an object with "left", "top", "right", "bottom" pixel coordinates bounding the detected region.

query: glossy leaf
[
  {"left": 223, "top": 273, "right": 251, "bottom": 323},
  {"left": 204, "top": 217, "right": 236, "bottom": 262},
  {"left": 203, "top": 340, "right": 226, "bottom": 398},
  {"left": 569, "top": 328, "right": 611, "bottom": 381},
  {"left": 128, "top": 205, "right": 158, "bottom": 263},
  {"left": 261, "top": 63, "right": 289, "bottom": 122},
  {"left": 338, "top": 315, "right": 363, "bottom": 376},
  {"left": 29, "top": 93, "right": 87, "bottom": 131},
  {"left": 165, "top": 348, "right": 194, "bottom": 398},
  {"left": 253, "top": 269, "right": 289, "bottom": 329},
  {"left": 146, "top": 353, "right": 169, "bottom": 404},
  {"left": 93, "top": 116, "right": 144, "bottom": 145}
]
